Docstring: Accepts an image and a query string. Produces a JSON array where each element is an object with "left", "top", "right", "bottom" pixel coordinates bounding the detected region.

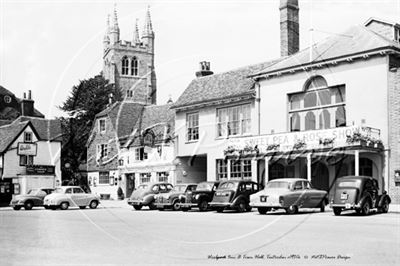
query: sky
[{"left": 0, "top": 0, "right": 399, "bottom": 118}]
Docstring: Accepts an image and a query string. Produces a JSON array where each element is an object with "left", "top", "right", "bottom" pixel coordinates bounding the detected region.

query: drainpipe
[{"left": 255, "top": 81, "right": 261, "bottom": 135}]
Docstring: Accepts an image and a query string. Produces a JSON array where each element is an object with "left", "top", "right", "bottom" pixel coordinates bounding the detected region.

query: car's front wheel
[
  {"left": 237, "top": 200, "right": 247, "bottom": 213},
  {"left": 24, "top": 201, "right": 33, "bottom": 210},
  {"left": 198, "top": 200, "right": 208, "bottom": 212},
  {"left": 320, "top": 200, "right": 326, "bottom": 212},
  {"left": 333, "top": 207, "right": 342, "bottom": 216},
  {"left": 172, "top": 200, "right": 180, "bottom": 211},
  {"left": 378, "top": 198, "right": 389, "bottom": 213},
  {"left": 89, "top": 200, "right": 98, "bottom": 209},
  {"left": 60, "top": 202, "right": 69, "bottom": 210},
  {"left": 286, "top": 205, "right": 298, "bottom": 214},
  {"left": 149, "top": 202, "right": 157, "bottom": 210},
  {"left": 133, "top": 205, "right": 142, "bottom": 210}
]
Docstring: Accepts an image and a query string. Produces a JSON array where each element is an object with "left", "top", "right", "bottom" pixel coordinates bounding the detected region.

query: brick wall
[{"left": 388, "top": 57, "right": 400, "bottom": 203}]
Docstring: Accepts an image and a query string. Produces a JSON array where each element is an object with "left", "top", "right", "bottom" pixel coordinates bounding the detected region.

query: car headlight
[
  {"left": 166, "top": 195, "right": 170, "bottom": 200},
  {"left": 195, "top": 194, "right": 200, "bottom": 200}
]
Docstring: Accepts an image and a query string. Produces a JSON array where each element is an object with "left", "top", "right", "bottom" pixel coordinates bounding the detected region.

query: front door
[
  {"left": 311, "top": 162, "right": 329, "bottom": 192},
  {"left": 0, "top": 179, "right": 13, "bottom": 207},
  {"left": 126, "top": 174, "right": 135, "bottom": 198}
]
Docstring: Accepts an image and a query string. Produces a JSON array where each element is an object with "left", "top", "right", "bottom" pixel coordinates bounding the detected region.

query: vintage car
[
  {"left": 250, "top": 178, "right": 328, "bottom": 214},
  {"left": 43, "top": 186, "right": 100, "bottom": 210},
  {"left": 10, "top": 188, "right": 54, "bottom": 210},
  {"left": 179, "top": 181, "right": 220, "bottom": 212},
  {"left": 128, "top": 182, "right": 173, "bottom": 210},
  {"left": 330, "top": 175, "right": 391, "bottom": 216},
  {"left": 154, "top": 183, "right": 197, "bottom": 211},
  {"left": 209, "top": 179, "right": 259, "bottom": 213}
]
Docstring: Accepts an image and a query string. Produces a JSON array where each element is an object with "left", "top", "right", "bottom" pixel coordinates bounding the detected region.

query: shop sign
[
  {"left": 26, "top": 165, "right": 55, "bottom": 175},
  {"left": 17, "top": 143, "right": 37, "bottom": 156},
  {"left": 226, "top": 126, "right": 380, "bottom": 153}
]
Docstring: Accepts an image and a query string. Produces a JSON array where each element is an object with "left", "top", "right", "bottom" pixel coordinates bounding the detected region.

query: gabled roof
[
  {"left": 0, "top": 117, "right": 62, "bottom": 153},
  {"left": 172, "top": 59, "right": 283, "bottom": 109},
  {"left": 16, "top": 116, "right": 62, "bottom": 142},
  {"left": 364, "top": 17, "right": 400, "bottom": 28},
  {"left": 95, "top": 101, "right": 145, "bottom": 144},
  {"left": 252, "top": 25, "right": 400, "bottom": 78},
  {"left": 0, "top": 121, "right": 30, "bottom": 153}
]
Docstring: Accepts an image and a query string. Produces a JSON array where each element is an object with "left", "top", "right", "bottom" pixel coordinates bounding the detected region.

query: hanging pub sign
[
  {"left": 26, "top": 165, "right": 55, "bottom": 175},
  {"left": 17, "top": 143, "right": 37, "bottom": 156}
]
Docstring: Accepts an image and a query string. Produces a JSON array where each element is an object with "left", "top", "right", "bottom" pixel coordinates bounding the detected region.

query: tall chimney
[
  {"left": 280, "top": 0, "right": 299, "bottom": 57},
  {"left": 195, "top": 61, "right": 213, "bottom": 78},
  {"left": 21, "top": 91, "right": 34, "bottom": 117}
]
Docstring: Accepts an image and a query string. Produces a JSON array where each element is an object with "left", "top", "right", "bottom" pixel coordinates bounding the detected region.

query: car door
[
  {"left": 290, "top": 181, "right": 305, "bottom": 207},
  {"left": 301, "top": 181, "right": 316, "bottom": 208},
  {"left": 64, "top": 188, "right": 74, "bottom": 205},
  {"left": 71, "top": 187, "right": 86, "bottom": 206}
]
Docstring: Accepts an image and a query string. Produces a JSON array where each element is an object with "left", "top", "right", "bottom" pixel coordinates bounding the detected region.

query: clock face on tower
[{"left": 4, "top": 95, "right": 12, "bottom": 104}]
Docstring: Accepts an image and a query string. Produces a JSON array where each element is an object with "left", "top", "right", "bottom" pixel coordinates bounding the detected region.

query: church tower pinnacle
[
  {"left": 103, "top": 14, "right": 111, "bottom": 50},
  {"left": 110, "top": 4, "right": 120, "bottom": 45},
  {"left": 133, "top": 19, "right": 141, "bottom": 45},
  {"left": 142, "top": 6, "right": 154, "bottom": 52}
]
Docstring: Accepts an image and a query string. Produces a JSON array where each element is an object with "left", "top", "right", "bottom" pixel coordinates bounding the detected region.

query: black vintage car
[
  {"left": 209, "top": 179, "right": 259, "bottom": 213},
  {"left": 330, "top": 175, "right": 391, "bottom": 216},
  {"left": 179, "top": 181, "right": 220, "bottom": 212},
  {"left": 154, "top": 183, "right": 197, "bottom": 211}
]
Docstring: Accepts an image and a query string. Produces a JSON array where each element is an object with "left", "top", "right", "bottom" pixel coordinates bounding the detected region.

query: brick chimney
[
  {"left": 195, "top": 61, "right": 213, "bottom": 78},
  {"left": 21, "top": 90, "right": 35, "bottom": 117},
  {"left": 280, "top": 0, "right": 299, "bottom": 57}
]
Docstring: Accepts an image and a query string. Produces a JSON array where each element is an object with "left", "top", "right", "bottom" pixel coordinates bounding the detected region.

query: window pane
[
  {"left": 305, "top": 111, "right": 316, "bottom": 130},
  {"left": 304, "top": 92, "right": 317, "bottom": 108},
  {"left": 290, "top": 113, "right": 300, "bottom": 132},
  {"left": 334, "top": 86, "right": 346, "bottom": 103},
  {"left": 290, "top": 95, "right": 301, "bottom": 110},
  {"left": 319, "top": 110, "right": 331, "bottom": 129},
  {"left": 306, "top": 76, "right": 328, "bottom": 90},
  {"left": 317, "top": 89, "right": 331, "bottom": 106},
  {"left": 216, "top": 159, "right": 227, "bottom": 180},
  {"left": 335, "top": 106, "right": 346, "bottom": 127}
]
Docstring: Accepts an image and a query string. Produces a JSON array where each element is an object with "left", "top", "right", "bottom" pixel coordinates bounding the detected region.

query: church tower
[{"left": 103, "top": 6, "right": 157, "bottom": 104}]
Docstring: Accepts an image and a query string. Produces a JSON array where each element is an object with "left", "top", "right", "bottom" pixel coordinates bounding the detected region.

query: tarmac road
[{"left": 0, "top": 202, "right": 399, "bottom": 266}]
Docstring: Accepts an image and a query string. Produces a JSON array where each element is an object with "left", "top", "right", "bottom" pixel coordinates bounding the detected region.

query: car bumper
[
  {"left": 330, "top": 203, "right": 361, "bottom": 209},
  {"left": 209, "top": 202, "right": 232, "bottom": 208},
  {"left": 154, "top": 202, "right": 172, "bottom": 208},
  {"left": 128, "top": 200, "right": 145, "bottom": 206},
  {"left": 10, "top": 202, "right": 24, "bottom": 207},
  {"left": 178, "top": 203, "right": 198, "bottom": 208},
  {"left": 250, "top": 202, "right": 283, "bottom": 208}
]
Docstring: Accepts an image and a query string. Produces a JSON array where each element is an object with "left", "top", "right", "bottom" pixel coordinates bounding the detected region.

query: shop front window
[{"left": 230, "top": 160, "right": 251, "bottom": 179}]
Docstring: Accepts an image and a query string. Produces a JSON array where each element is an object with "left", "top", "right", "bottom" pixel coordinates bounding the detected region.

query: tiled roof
[
  {"left": 93, "top": 101, "right": 174, "bottom": 147},
  {"left": 16, "top": 116, "right": 62, "bottom": 142},
  {"left": 0, "top": 117, "right": 62, "bottom": 153},
  {"left": 0, "top": 85, "right": 45, "bottom": 118},
  {"left": 172, "top": 59, "right": 283, "bottom": 109},
  {"left": 0, "top": 121, "right": 29, "bottom": 153},
  {"left": 252, "top": 25, "right": 400, "bottom": 77}
]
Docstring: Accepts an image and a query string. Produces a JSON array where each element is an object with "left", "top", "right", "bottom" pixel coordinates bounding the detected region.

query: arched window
[
  {"left": 319, "top": 110, "right": 330, "bottom": 129},
  {"left": 122, "top": 56, "right": 129, "bottom": 75},
  {"left": 290, "top": 113, "right": 300, "bottom": 132},
  {"left": 305, "top": 111, "right": 316, "bottom": 130},
  {"left": 305, "top": 76, "right": 328, "bottom": 91},
  {"left": 335, "top": 106, "right": 346, "bottom": 127},
  {"left": 269, "top": 163, "right": 285, "bottom": 180},
  {"left": 334, "top": 86, "right": 346, "bottom": 103},
  {"left": 131, "top": 57, "right": 138, "bottom": 76}
]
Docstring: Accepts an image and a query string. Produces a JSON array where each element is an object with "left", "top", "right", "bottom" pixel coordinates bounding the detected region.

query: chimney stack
[
  {"left": 21, "top": 91, "right": 34, "bottom": 117},
  {"left": 195, "top": 61, "right": 214, "bottom": 78},
  {"left": 280, "top": 0, "right": 299, "bottom": 57}
]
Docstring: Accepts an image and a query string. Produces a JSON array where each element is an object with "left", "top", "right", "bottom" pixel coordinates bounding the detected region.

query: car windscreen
[
  {"left": 172, "top": 185, "right": 186, "bottom": 192},
  {"left": 266, "top": 181, "right": 290, "bottom": 189},
  {"left": 337, "top": 180, "right": 361, "bottom": 188},
  {"left": 27, "top": 189, "right": 38, "bottom": 195},
  {"left": 218, "top": 182, "right": 237, "bottom": 190},
  {"left": 196, "top": 183, "right": 213, "bottom": 191}
]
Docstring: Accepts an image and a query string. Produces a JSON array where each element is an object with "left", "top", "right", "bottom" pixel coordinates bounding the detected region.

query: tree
[{"left": 59, "top": 74, "right": 121, "bottom": 182}]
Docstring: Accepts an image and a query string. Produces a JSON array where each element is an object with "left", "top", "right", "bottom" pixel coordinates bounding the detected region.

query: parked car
[
  {"left": 330, "top": 175, "right": 391, "bottom": 216},
  {"left": 43, "top": 186, "right": 100, "bottom": 210},
  {"left": 154, "top": 183, "right": 197, "bottom": 211},
  {"left": 210, "top": 179, "right": 259, "bottom": 213},
  {"left": 10, "top": 188, "right": 54, "bottom": 210},
  {"left": 128, "top": 182, "right": 173, "bottom": 210},
  {"left": 179, "top": 181, "right": 220, "bottom": 212},
  {"left": 250, "top": 178, "right": 327, "bottom": 214}
]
